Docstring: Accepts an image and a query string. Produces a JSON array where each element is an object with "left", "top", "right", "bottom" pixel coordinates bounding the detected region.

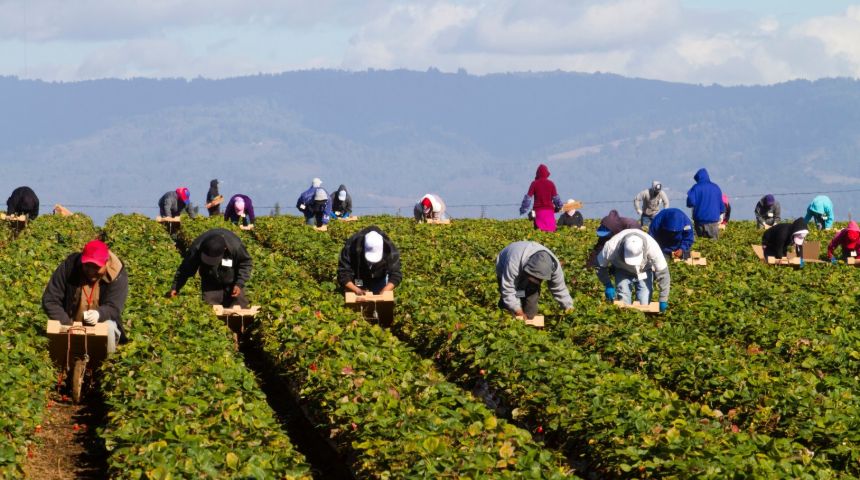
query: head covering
[
  {"left": 651, "top": 181, "right": 662, "bottom": 191},
  {"left": 764, "top": 194, "right": 775, "bottom": 207},
  {"left": 314, "top": 188, "right": 328, "bottom": 201},
  {"left": 793, "top": 230, "right": 809, "bottom": 246},
  {"left": 176, "top": 187, "right": 190, "bottom": 203},
  {"left": 562, "top": 199, "right": 582, "bottom": 213},
  {"left": 623, "top": 236, "right": 644, "bottom": 266},
  {"left": 81, "top": 240, "right": 110, "bottom": 267},
  {"left": 234, "top": 197, "right": 245, "bottom": 214},
  {"left": 722, "top": 193, "right": 729, "bottom": 205},
  {"left": 338, "top": 191, "right": 347, "bottom": 201},
  {"left": 596, "top": 225, "right": 612, "bottom": 237},
  {"left": 421, "top": 197, "right": 432, "bottom": 211},
  {"left": 312, "top": 178, "right": 322, "bottom": 188},
  {"left": 535, "top": 164, "right": 550, "bottom": 180},
  {"left": 693, "top": 168, "right": 710, "bottom": 183},
  {"left": 845, "top": 221, "right": 860, "bottom": 244},
  {"left": 523, "top": 251, "right": 555, "bottom": 281},
  {"left": 208, "top": 179, "right": 219, "bottom": 197},
  {"left": 200, "top": 234, "right": 227, "bottom": 266},
  {"left": 364, "top": 231, "right": 384, "bottom": 263}
]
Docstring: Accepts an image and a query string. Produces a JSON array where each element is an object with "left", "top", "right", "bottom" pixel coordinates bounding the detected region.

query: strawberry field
[{"left": 1, "top": 212, "right": 858, "bottom": 478}]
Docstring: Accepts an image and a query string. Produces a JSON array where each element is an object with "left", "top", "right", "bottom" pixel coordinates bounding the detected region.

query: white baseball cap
[
  {"left": 364, "top": 231, "right": 384, "bottom": 263},
  {"left": 623, "top": 236, "right": 644, "bottom": 266},
  {"left": 312, "top": 178, "right": 322, "bottom": 188}
]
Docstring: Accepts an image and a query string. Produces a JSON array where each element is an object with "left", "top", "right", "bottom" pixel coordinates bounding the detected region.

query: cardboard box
[
  {"left": 314, "top": 225, "right": 328, "bottom": 232},
  {"left": 46, "top": 320, "right": 109, "bottom": 369},
  {"left": 344, "top": 291, "right": 395, "bottom": 304},
  {"left": 516, "top": 315, "right": 544, "bottom": 328},
  {"left": 206, "top": 195, "right": 224, "bottom": 208},
  {"left": 425, "top": 218, "right": 451, "bottom": 224},
  {"left": 674, "top": 251, "right": 707, "bottom": 265},
  {"left": 787, "top": 241, "right": 824, "bottom": 262},
  {"left": 212, "top": 305, "right": 261, "bottom": 332},
  {"left": 345, "top": 291, "right": 395, "bottom": 325},
  {"left": 613, "top": 300, "right": 660, "bottom": 314},
  {"left": 156, "top": 216, "right": 181, "bottom": 223},
  {"left": 53, "top": 204, "right": 74, "bottom": 216},
  {"left": 1, "top": 213, "right": 27, "bottom": 222}
]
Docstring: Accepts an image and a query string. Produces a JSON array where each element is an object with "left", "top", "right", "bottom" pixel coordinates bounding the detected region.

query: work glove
[
  {"left": 604, "top": 286, "right": 616, "bottom": 302},
  {"left": 799, "top": 259, "right": 805, "bottom": 269},
  {"left": 831, "top": 257, "right": 838, "bottom": 265},
  {"left": 83, "top": 309, "right": 99, "bottom": 326},
  {"left": 659, "top": 301, "right": 668, "bottom": 313}
]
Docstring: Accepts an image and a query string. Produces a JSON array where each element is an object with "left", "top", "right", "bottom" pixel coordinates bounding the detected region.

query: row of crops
[{"left": 2, "top": 212, "right": 857, "bottom": 478}]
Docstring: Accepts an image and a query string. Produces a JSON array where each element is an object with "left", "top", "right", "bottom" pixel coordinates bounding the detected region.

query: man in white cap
[
  {"left": 337, "top": 226, "right": 402, "bottom": 295},
  {"left": 596, "top": 229, "right": 670, "bottom": 312},
  {"left": 332, "top": 184, "right": 353, "bottom": 219},
  {"left": 296, "top": 178, "right": 327, "bottom": 226},
  {"left": 634, "top": 181, "right": 669, "bottom": 227},
  {"left": 495, "top": 241, "right": 574, "bottom": 319}
]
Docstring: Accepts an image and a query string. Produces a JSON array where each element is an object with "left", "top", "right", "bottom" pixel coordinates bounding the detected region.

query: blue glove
[
  {"left": 604, "top": 286, "right": 616, "bottom": 302},
  {"left": 659, "top": 301, "right": 668, "bottom": 313},
  {"left": 799, "top": 258, "right": 805, "bottom": 269},
  {"left": 831, "top": 257, "right": 838, "bottom": 265}
]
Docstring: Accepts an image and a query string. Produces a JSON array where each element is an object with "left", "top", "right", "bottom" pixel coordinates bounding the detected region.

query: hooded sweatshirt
[
  {"left": 755, "top": 195, "right": 781, "bottom": 227},
  {"left": 224, "top": 194, "right": 255, "bottom": 225},
  {"left": 6, "top": 186, "right": 40, "bottom": 220},
  {"left": 828, "top": 221, "right": 860, "bottom": 259},
  {"left": 762, "top": 217, "right": 808, "bottom": 259},
  {"left": 648, "top": 208, "right": 695, "bottom": 254},
  {"left": 206, "top": 180, "right": 220, "bottom": 203},
  {"left": 685, "top": 168, "right": 724, "bottom": 223},
  {"left": 495, "top": 241, "right": 573, "bottom": 312},
  {"left": 804, "top": 195, "right": 834, "bottom": 229},
  {"left": 520, "top": 164, "right": 562, "bottom": 214},
  {"left": 721, "top": 194, "right": 731, "bottom": 224},
  {"left": 332, "top": 184, "right": 353, "bottom": 215},
  {"left": 596, "top": 229, "right": 670, "bottom": 302}
]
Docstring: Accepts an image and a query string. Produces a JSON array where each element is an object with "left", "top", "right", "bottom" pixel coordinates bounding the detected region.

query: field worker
[
  {"left": 337, "top": 226, "right": 402, "bottom": 295},
  {"left": 224, "top": 194, "right": 255, "bottom": 227},
  {"left": 496, "top": 241, "right": 574, "bottom": 320},
  {"left": 587, "top": 209, "right": 641, "bottom": 267},
  {"left": 309, "top": 187, "right": 333, "bottom": 227},
  {"left": 762, "top": 218, "right": 809, "bottom": 262},
  {"left": 332, "top": 184, "right": 353, "bottom": 219},
  {"left": 720, "top": 194, "right": 731, "bottom": 227},
  {"left": 557, "top": 199, "right": 584, "bottom": 228},
  {"left": 168, "top": 228, "right": 252, "bottom": 308},
  {"left": 414, "top": 193, "right": 447, "bottom": 222},
  {"left": 754, "top": 194, "right": 780, "bottom": 229},
  {"left": 296, "top": 178, "right": 324, "bottom": 226},
  {"left": 597, "top": 230, "right": 670, "bottom": 312},
  {"left": 686, "top": 168, "right": 724, "bottom": 239},
  {"left": 648, "top": 208, "right": 695, "bottom": 260},
  {"left": 158, "top": 187, "right": 193, "bottom": 218},
  {"left": 42, "top": 240, "right": 128, "bottom": 354},
  {"left": 804, "top": 195, "right": 834, "bottom": 230},
  {"left": 6, "top": 186, "right": 40, "bottom": 220},
  {"left": 827, "top": 221, "right": 860, "bottom": 263},
  {"left": 205, "top": 179, "right": 221, "bottom": 217},
  {"left": 520, "top": 164, "right": 563, "bottom": 232},
  {"left": 633, "top": 181, "right": 669, "bottom": 227}
]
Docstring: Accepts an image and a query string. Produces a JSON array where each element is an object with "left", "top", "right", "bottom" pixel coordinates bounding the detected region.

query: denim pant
[
  {"left": 640, "top": 215, "right": 653, "bottom": 228},
  {"left": 615, "top": 269, "right": 653, "bottom": 305}
]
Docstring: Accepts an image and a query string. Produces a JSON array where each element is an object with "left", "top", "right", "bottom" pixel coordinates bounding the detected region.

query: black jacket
[
  {"left": 42, "top": 253, "right": 129, "bottom": 342},
  {"left": 332, "top": 185, "right": 352, "bottom": 215},
  {"left": 172, "top": 229, "right": 252, "bottom": 292},
  {"left": 337, "top": 226, "right": 402, "bottom": 288},
  {"left": 7, "top": 186, "right": 39, "bottom": 220},
  {"left": 557, "top": 211, "right": 584, "bottom": 227},
  {"left": 762, "top": 217, "right": 807, "bottom": 259}
]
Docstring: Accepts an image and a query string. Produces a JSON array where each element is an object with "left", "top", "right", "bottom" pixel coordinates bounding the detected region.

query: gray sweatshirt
[
  {"left": 634, "top": 188, "right": 670, "bottom": 217},
  {"left": 495, "top": 241, "right": 574, "bottom": 312},
  {"left": 596, "top": 229, "right": 671, "bottom": 302}
]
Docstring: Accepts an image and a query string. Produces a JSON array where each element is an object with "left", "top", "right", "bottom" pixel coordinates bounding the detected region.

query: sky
[{"left": 1, "top": 0, "right": 859, "bottom": 85}]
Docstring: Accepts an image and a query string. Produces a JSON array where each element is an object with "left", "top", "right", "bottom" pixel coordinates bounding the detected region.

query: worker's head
[
  {"left": 623, "top": 236, "right": 644, "bottom": 266},
  {"left": 312, "top": 178, "right": 322, "bottom": 188},
  {"left": 313, "top": 188, "right": 328, "bottom": 202},
  {"left": 764, "top": 194, "right": 775, "bottom": 207},
  {"left": 523, "top": 251, "right": 555, "bottom": 283},
  {"left": 176, "top": 187, "right": 190, "bottom": 203},
  {"left": 81, "top": 240, "right": 110, "bottom": 282},
  {"left": 200, "top": 235, "right": 227, "bottom": 266},
  {"left": 651, "top": 181, "right": 661, "bottom": 192},
  {"left": 793, "top": 229, "right": 809, "bottom": 246},
  {"left": 421, "top": 197, "right": 432, "bottom": 214},
  {"left": 234, "top": 196, "right": 245, "bottom": 214},
  {"left": 364, "top": 231, "right": 384, "bottom": 264},
  {"left": 338, "top": 191, "right": 347, "bottom": 201},
  {"left": 846, "top": 221, "right": 860, "bottom": 244},
  {"left": 562, "top": 199, "right": 582, "bottom": 215}
]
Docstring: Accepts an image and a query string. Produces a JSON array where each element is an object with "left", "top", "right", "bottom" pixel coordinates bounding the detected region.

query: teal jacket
[{"left": 804, "top": 195, "right": 834, "bottom": 229}]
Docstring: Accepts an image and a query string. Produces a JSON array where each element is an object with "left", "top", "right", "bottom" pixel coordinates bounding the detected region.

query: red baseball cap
[
  {"left": 81, "top": 240, "right": 110, "bottom": 267},
  {"left": 176, "top": 187, "right": 190, "bottom": 203}
]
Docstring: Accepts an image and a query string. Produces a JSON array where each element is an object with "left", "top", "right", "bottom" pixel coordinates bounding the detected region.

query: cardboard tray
[
  {"left": 344, "top": 291, "right": 395, "bottom": 304},
  {"left": 516, "top": 315, "right": 544, "bottom": 328},
  {"left": 1, "top": 213, "right": 27, "bottom": 222},
  {"left": 206, "top": 195, "right": 224, "bottom": 208},
  {"left": 53, "top": 204, "right": 74, "bottom": 216},
  {"left": 425, "top": 218, "right": 451, "bottom": 224},
  {"left": 212, "top": 305, "right": 261, "bottom": 317},
  {"left": 752, "top": 242, "right": 825, "bottom": 265},
  {"left": 339, "top": 216, "right": 359, "bottom": 222},
  {"left": 156, "top": 216, "right": 181, "bottom": 223},
  {"left": 314, "top": 225, "right": 328, "bottom": 232},
  {"left": 613, "top": 300, "right": 660, "bottom": 314},
  {"left": 239, "top": 224, "right": 254, "bottom": 231},
  {"left": 673, "top": 251, "right": 707, "bottom": 266},
  {"left": 46, "top": 320, "right": 109, "bottom": 369}
]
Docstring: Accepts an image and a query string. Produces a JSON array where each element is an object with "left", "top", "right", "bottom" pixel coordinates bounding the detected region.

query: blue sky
[{"left": 1, "top": 1, "right": 859, "bottom": 85}]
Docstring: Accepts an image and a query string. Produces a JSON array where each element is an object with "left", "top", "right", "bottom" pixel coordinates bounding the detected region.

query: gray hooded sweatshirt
[{"left": 495, "top": 241, "right": 574, "bottom": 312}]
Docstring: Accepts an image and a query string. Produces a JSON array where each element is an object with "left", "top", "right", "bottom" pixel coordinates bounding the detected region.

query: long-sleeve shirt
[
  {"left": 754, "top": 198, "right": 781, "bottom": 227},
  {"left": 633, "top": 189, "right": 669, "bottom": 216},
  {"left": 596, "top": 229, "right": 670, "bottom": 302},
  {"left": 648, "top": 208, "right": 695, "bottom": 254},
  {"left": 337, "top": 226, "right": 403, "bottom": 288},
  {"left": 804, "top": 196, "right": 834, "bottom": 229},
  {"left": 171, "top": 229, "right": 252, "bottom": 292},
  {"left": 495, "top": 241, "right": 573, "bottom": 313}
]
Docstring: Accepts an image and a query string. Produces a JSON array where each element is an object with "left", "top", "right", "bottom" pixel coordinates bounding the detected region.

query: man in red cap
[
  {"left": 158, "top": 186, "right": 194, "bottom": 218},
  {"left": 413, "top": 193, "right": 447, "bottom": 222},
  {"left": 42, "top": 239, "right": 129, "bottom": 353},
  {"left": 168, "top": 228, "right": 252, "bottom": 307}
]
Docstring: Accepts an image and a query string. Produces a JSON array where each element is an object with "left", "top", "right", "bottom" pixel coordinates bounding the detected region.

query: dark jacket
[
  {"left": 206, "top": 179, "right": 221, "bottom": 215},
  {"left": 592, "top": 209, "right": 642, "bottom": 257},
  {"left": 296, "top": 186, "right": 315, "bottom": 219},
  {"left": 7, "top": 186, "right": 39, "bottom": 220},
  {"left": 224, "top": 194, "right": 255, "bottom": 226},
  {"left": 762, "top": 217, "right": 808, "bottom": 259},
  {"left": 686, "top": 168, "right": 724, "bottom": 223},
  {"left": 337, "top": 226, "right": 402, "bottom": 288},
  {"left": 649, "top": 208, "right": 695, "bottom": 254},
  {"left": 755, "top": 196, "right": 781, "bottom": 227},
  {"left": 520, "top": 164, "right": 562, "bottom": 214},
  {"left": 172, "top": 229, "right": 252, "bottom": 292},
  {"left": 332, "top": 185, "right": 353, "bottom": 216},
  {"left": 42, "top": 252, "right": 129, "bottom": 342},
  {"left": 557, "top": 211, "right": 584, "bottom": 227},
  {"left": 158, "top": 191, "right": 191, "bottom": 217}
]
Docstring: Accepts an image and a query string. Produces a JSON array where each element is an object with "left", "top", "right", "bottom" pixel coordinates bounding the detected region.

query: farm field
[{"left": 1, "top": 212, "right": 858, "bottom": 478}]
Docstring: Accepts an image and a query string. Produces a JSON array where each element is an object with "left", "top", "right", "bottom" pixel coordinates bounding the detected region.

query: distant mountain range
[{"left": 1, "top": 70, "right": 859, "bottom": 224}]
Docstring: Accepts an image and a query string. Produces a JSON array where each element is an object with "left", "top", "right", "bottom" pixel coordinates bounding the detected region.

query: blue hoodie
[
  {"left": 686, "top": 168, "right": 724, "bottom": 223},
  {"left": 804, "top": 195, "right": 834, "bottom": 229},
  {"left": 649, "top": 208, "right": 695, "bottom": 254}
]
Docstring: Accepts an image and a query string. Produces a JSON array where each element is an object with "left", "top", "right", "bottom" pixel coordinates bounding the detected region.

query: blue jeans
[
  {"left": 640, "top": 215, "right": 653, "bottom": 228},
  {"left": 615, "top": 269, "right": 653, "bottom": 305}
]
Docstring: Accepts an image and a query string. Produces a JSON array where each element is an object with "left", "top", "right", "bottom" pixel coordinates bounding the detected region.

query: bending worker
[
  {"left": 496, "top": 241, "right": 573, "bottom": 320},
  {"left": 42, "top": 240, "right": 128, "bottom": 354},
  {"left": 648, "top": 207, "right": 695, "bottom": 260},
  {"left": 633, "top": 181, "right": 669, "bottom": 227},
  {"left": 332, "top": 184, "right": 353, "bottom": 219},
  {"left": 168, "top": 228, "right": 252, "bottom": 308},
  {"left": 6, "top": 186, "right": 40, "bottom": 220},
  {"left": 414, "top": 193, "right": 447, "bottom": 222},
  {"left": 754, "top": 194, "right": 780, "bottom": 229},
  {"left": 827, "top": 221, "right": 860, "bottom": 263},
  {"left": 597, "top": 229, "right": 670, "bottom": 312},
  {"left": 762, "top": 217, "right": 809, "bottom": 262},
  {"left": 557, "top": 199, "right": 584, "bottom": 228},
  {"left": 338, "top": 226, "right": 401, "bottom": 295},
  {"left": 224, "top": 194, "right": 255, "bottom": 227},
  {"left": 587, "top": 209, "right": 640, "bottom": 267},
  {"left": 158, "top": 187, "right": 193, "bottom": 218},
  {"left": 805, "top": 195, "right": 834, "bottom": 230}
]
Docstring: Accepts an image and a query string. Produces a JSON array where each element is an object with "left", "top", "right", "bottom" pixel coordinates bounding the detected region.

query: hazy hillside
[{"left": 1, "top": 70, "right": 859, "bottom": 223}]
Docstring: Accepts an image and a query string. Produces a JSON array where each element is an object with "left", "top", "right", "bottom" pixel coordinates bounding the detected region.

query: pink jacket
[{"left": 828, "top": 221, "right": 860, "bottom": 258}]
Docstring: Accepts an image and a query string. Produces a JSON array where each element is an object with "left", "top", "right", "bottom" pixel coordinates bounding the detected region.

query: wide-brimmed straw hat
[{"left": 562, "top": 199, "right": 583, "bottom": 212}]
